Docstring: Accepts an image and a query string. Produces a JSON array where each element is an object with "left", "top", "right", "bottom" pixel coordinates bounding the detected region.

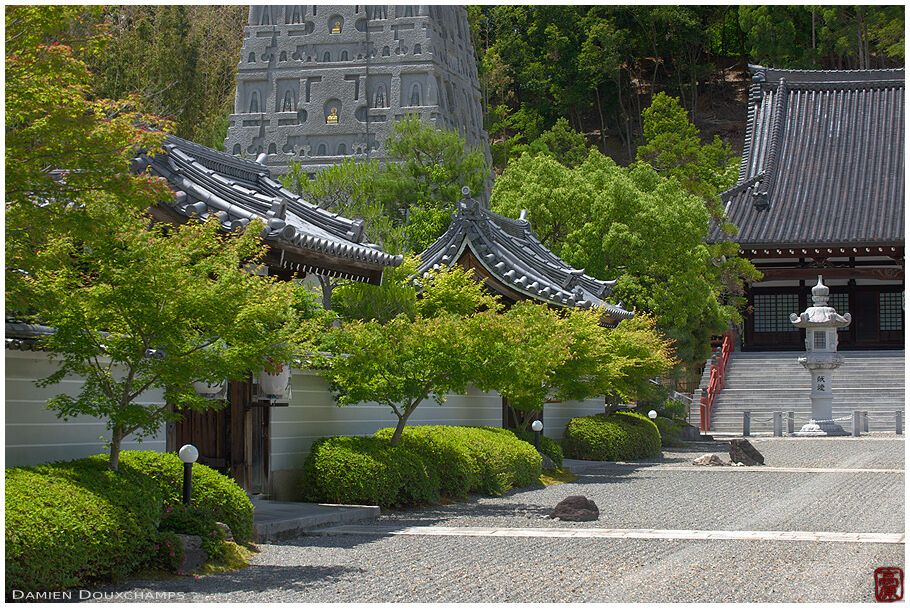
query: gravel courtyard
[{"left": 80, "top": 436, "right": 904, "bottom": 603}]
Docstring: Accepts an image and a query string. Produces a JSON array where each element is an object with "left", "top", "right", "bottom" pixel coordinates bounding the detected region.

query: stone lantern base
[{"left": 795, "top": 419, "right": 848, "bottom": 437}]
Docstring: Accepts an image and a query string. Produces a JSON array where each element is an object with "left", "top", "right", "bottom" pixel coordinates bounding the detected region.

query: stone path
[{"left": 79, "top": 437, "right": 904, "bottom": 603}]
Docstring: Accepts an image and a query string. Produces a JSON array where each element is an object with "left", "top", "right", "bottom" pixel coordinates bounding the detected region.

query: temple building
[
  {"left": 713, "top": 65, "right": 904, "bottom": 351},
  {"left": 134, "top": 135, "right": 403, "bottom": 285},
  {"left": 418, "top": 193, "right": 633, "bottom": 326},
  {"left": 224, "top": 5, "right": 491, "bottom": 179}
]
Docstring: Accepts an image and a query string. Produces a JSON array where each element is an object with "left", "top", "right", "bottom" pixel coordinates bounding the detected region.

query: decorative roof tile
[
  {"left": 713, "top": 65, "right": 904, "bottom": 248},
  {"left": 134, "top": 136, "right": 402, "bottom": 284},
  {"left": 418, "top": 197, "right": 633, "bottom": 322}
]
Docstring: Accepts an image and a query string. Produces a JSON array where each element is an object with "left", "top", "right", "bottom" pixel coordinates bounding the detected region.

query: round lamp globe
[{"left": 178, "top": 444, "right": 199, "bottom": 464}]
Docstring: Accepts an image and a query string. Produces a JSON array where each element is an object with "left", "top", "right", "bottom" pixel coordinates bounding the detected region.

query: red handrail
[{"left": 699, "top": 329, "right": 734, "bottom": 432}]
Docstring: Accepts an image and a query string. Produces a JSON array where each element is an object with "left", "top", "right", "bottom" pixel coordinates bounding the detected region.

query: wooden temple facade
[{"left": 713, "top": 66, "right": 904, "bottom": 351}]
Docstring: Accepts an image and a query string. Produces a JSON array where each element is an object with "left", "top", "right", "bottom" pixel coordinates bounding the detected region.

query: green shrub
[
  {"left": 5, "top": 450, "right": 253, "bottom": 594},
  {"left": 5, "top": 457, "right": 164, "bottom": 594},
  {"left": 118, "top": 451, "right": 254, "bottom": 543},
  {"left": 301, "top": 436, "right": 440, "bottom": 508},
  {"left": 652, "top": 416, "right": 685, "bottom": 447},
  {"left": 509, "top": 429, "right": 563, "bottom": 468},
  {"left": 149, "top": 530, "right": 185, "bottom": 572},
  {"left": 561, "top": 411, "right": 661, "bottom": 461},
  {"left": 159, "top": 503, "right": 227, "bottom": 561},
  {"left": 301, "top": 426, "right": 542, "bottom": 508}
]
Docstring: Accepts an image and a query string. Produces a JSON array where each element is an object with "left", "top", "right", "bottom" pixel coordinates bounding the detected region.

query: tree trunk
[
  {"left": 108, "top": 425, "right": 125, "bottom": 471},
  {"left": 388, "top": 406, "right": 416, "bottom": 447},
  {"left": 594, "top": 85, "right": 606, "bottom": 153}
]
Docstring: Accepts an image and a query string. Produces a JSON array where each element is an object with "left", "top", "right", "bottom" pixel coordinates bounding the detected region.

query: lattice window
[
  {"left": 828, "top": 292, "right": 849, "bottom": 332},
  {"left": 879, "top": 293, "right": 903, "bottom": 331},
  {"left": 753, "top": 293, "right": 799, "bottom": 332}
]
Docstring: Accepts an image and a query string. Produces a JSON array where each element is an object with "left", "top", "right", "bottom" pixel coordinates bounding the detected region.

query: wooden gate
[{"left": 171, "top": 380, "right": 270, "bottom": 493}]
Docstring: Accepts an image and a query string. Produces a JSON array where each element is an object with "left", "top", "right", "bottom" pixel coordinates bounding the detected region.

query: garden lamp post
[
  {"left": 531, "top": 419, "right": 543, "bottom": 451},
  {"left": 179, "top": 444, "right": 199, "bottom": 505}
]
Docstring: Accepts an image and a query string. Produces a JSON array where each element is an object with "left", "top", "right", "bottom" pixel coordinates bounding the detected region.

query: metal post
[
  {"left": 534, "top": 430, "right": 540, "bottom": 451},
  {"left": 773, "top": 412, "right": 782, "bottom": 437},
  {"left": 787, "top": 411, "right": 795, "bottom": 434},
  {"left": 897, "top": 410, "right": 903, "bottom": 435},
  {"left": 862, "top": 411, "right": 869, "bottom": 433},
  {"left": 852, "top": 411, "right": 861, "bottom": 437},
  {"left": 183, "top": 462, "right": 193, "bottom": 505},
  {"left": 743, "top": 411, "right": 751, "bottom": 437}
]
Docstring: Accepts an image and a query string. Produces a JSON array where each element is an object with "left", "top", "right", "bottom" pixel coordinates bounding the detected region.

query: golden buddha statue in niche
[
  {"left": 331, "top": 20, "right": 341, "bottom": 34},
  {"left": 326, "top": 107, "right": 339, "bottom": 123}
]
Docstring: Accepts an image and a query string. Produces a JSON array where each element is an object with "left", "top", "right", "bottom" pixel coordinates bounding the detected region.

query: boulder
[
  {"left": 692, "top": 454, "right": 728, "bottom": 466},
  {"left": 175, "top": 534, "right": 207, "bottom": 573},
  {"left": 540, "top": 453, "right": 556, "bottom": 470},
  {"left": 548, "top": 495, "right": 599, "bottom": 522},
  {"left": 729, "top": 438, "right": 764, "bottom": 465},
  {"left": 215, "top": 521, "right": 233, "bottom": 542}
]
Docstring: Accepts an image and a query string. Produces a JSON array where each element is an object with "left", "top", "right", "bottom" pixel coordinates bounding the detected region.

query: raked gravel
[{"left": 77, "top": 437, "right": 903, "bottom": 603}]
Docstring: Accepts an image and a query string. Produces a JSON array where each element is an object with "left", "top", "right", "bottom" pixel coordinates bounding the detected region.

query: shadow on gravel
[{"left": 77, "top": 564, "right": 366, "bottom": 600}]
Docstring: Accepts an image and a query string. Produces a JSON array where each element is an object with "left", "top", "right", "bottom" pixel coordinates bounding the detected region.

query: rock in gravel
[
  {"left": 692, "top": 454, "right": 728, "bottom": 466},
  {"left": 176, "top": 534, "right": 207, "bottom": 573},
  {"left": 541, "top": 453, "right": 556, "bottom": 470},
  {"left": 216, "top": 521, "right": 234, "bottom": 542},
  {"left": 548, "top": 495, "right": 599, "bottom": 521},
  {"left": 729, "top": 438, "right": 764, "bottom": 465}
]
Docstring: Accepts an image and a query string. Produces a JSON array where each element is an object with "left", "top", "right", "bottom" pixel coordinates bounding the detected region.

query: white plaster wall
[
  {"left": 543, "top": 398, "right": 607, "bottom": 439},
  {"left": 5, "top": 350, "right": 166, "bottom": 467},
  {"left": 269, "top": 368, "right": 503, "bottom": 474}
]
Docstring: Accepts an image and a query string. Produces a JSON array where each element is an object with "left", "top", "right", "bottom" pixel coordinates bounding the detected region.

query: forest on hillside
[{"left": 81, "top": 5, "right": 904, "bottom": 168}]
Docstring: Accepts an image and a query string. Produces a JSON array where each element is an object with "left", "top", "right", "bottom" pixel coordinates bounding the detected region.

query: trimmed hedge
[
  {"left": 652, "top": 416, "right": 685, "bottom": 447},
  {"left": 5, "top": 451, "right": 253, "bottom": 594},
  {"left": 301, "top": 425, "right": 542, "bottom": 508},
  {"left": 561, "top": 411, "right": 661, "bottom": 461},
  {"left": 509, "top": 429, "right": 563, "bottom": 468},
  {"left": 119, "top": 451, "right": 254, "bottom": 543}
]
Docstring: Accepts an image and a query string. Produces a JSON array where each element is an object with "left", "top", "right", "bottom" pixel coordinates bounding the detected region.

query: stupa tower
[{"left": 224, "top": 5, "right": 491, "bottom": 178}]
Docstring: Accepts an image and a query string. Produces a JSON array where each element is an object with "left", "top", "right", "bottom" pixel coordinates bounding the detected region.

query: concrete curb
[{"left": 253, "top": 501, "right": 381, "bottom": 542}]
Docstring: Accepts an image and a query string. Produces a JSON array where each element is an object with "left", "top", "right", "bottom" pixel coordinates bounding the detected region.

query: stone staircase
[{"left": 695, "top": 350, "right": 905, "bottom": 434}]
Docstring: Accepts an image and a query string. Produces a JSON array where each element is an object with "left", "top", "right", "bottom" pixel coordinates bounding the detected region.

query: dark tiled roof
[
  {"left": 133, "top": 136, "right": 402, "bottom": 283},
  {"left": 713, "top": 65, "right": 904, "bottom": 248},
  {"left": 5, "top": 320, "right": 53, "bottom": 350},
  {"left": 418, "top": 198, "right": 633, "bottom": 321}
]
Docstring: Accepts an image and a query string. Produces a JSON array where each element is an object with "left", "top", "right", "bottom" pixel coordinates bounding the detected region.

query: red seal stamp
[{"left": 875, "top": 567, "right": 903, "bottom": 602}]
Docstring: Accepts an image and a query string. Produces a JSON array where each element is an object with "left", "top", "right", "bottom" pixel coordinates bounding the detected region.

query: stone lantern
[{"left": 789, "top": 276, "right": 852, "bottom": 436}]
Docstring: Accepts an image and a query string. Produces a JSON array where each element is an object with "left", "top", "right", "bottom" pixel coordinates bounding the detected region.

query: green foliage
[
  {"left": 414, "top": 264, "right": 502, "bottom": 318},
  {"left": 331, "top": 255, "right": 420, "bottom": 324},
  {"left": 324, "top": 313, "right": 475, "bottom": 446},
  {"left": 87, "top": 6, "right": 247, "bottom": 147},
  {"left": 158, "top": 503, "right": 227, "bottom": 561},
  {"left": 5, "top": 455, "right": 163, "bottom": 593},
  {"left": 561, "top": 411, "right": 662, "bottom": 461},
  {"left": 281, "top": 117, "right": 488, "bottom": 255},
  {"left": 28, "top": 215, "right": 308, "bottom": 470},
  {"left": 301, "top": 426, "right": 542, "bottom": 507},
  {"left": 636, "top": 92, "right": 737, "bottom": 203},
  {"left": 5, "top": 451, "right": 252, "bottom": 593},
  {"left": 149, "top": 531, "right": 184, "bottom": 572},
  {"left": 509, "top": 430, "right": 564, "bottom": 468},
  {"left": 651, "top": 416, "right": 686, "bottom": 448},
  {"left": 301, "top": 436, "right": 439, "bottom": 507},
  {"left": 119, "top": 451, "right": 254, "bottom": 543},
  {"left": 510, "top": 117, "right": 590, "bottom": 168},
  {"left": 491, "top": 149, "right": 757, "bottom": 367}
]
